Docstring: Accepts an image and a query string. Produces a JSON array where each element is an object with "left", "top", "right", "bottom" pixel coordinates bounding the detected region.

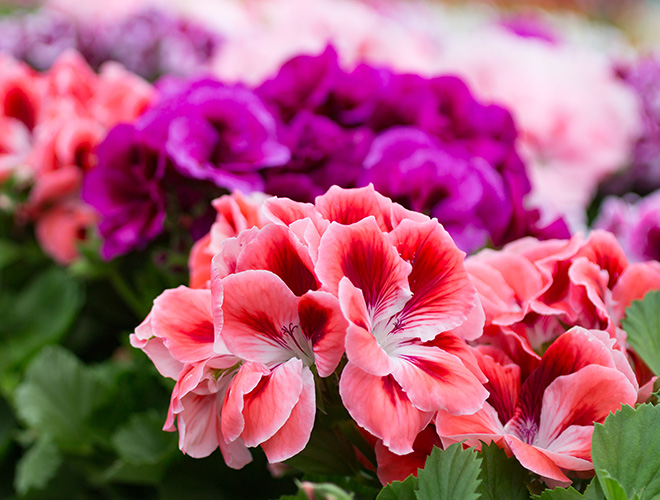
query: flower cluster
[
  {"left": 434, "top": 24, "right": 641, "bottom": 229},
  {"left": 0, "top": 7, "right": 221, "bottom": 80},
  {"left": 594, "top": 190, "right": 660, "bottom": 263},
  {"left": 86, "top": 45, "right": 568, "bottom": 261},
  {"left": 132, "top": 186, "right": 488, "bottom": 467},
  {"left": 0, "top": 50, "right": 153, "bottom": 263},
  {"left": 389, "top": 229, "right": 660, "bottom": 485}
]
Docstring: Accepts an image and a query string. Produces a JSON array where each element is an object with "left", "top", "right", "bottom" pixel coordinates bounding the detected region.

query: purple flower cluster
[
  {"left": 595, "top": 190, "right": 660, "bottom": 262},
  {"left": 82, "top": 80, "right": 289, "bottom": 259},
  {"left": 0, "top": 7, "right": 221, "bottom": 80},
  {"left": 256, "top": 46, "right": 568, "bottom": 252},
  {"left": 83, "top": 46, "right": 569, "bottom": 259},
  {"left": 600, "top": 56, "right": 660, "bottom": 197}
]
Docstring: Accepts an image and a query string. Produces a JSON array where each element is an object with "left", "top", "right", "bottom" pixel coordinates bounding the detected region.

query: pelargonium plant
[
  {"left": 132, "top": 185, "right": 487, "bottom": 470},
  {"left": 132, "top": 186, "right": 657, "bottom": 493}
]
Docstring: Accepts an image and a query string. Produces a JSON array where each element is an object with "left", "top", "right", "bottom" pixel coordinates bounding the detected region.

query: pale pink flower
[{"left": 435, "top": 26, "right": 641, "bottom": 229}]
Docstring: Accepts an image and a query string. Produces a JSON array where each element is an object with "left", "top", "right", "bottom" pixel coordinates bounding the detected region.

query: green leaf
[
  {"left": 14, "top": 435, "right": 62, "bottom": 496},
  {"left": 415, "top": 444, "right": 481, "bottom": 500},
  {"left": 534, "top": 487, "right": 585, "bottom": 499},
  {"left": 376, "top": 475, "right": 417, "bottom": 500},
  {"left": 477, "top": 442, "right": 530, "bottom": 500},
  {"left": 0, "top": 239, "right": 20, "bottom": 270},
  {"left": 592, "top": 404, "right": 660, "bottom": 499},
  {"left": 112, "top": 411, "right": 176, "bottom": 465},
  {"left": 0, "top": 267, "right": 82, "bottom": 374},
  {"left": 598, "top": 471, "right": 632, "bottom": 500},
  {"left": 285, "top": 423, "right": 357, "bottom": 476},
  {"left": 14, "top": 346, "right": 111, "bottom": 451},
  {"left": 621, "top": 290, "right": 660, "bottom": 376}
]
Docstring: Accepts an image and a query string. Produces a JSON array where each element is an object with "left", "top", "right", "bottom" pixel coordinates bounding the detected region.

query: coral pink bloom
[
  {"left": 315, "top": 215, "right": 487, "bottom": 454},
  {"left": 215, "top": 269, "right": 348, "bottom": 462},
  {"left": 435, "top": 327, "right": 638, "bottom": 485},
  {"left": 0, "top": 54, "right": 42, "bottom": 133},
  {"left": 189, "top": 191, "right": 269, "bottom": 289},
  {"left": 130, "top": 286, "right": 251, "bottom": 467}
]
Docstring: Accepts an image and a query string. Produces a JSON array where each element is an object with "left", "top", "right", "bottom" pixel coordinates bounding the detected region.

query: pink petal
[
  {"left": 576, "top": 230, "right": 628, "bottom": 289},
  {"left": 339, "top": 362, "right": 433, "bottom": 455},
  {"left": 220, "top": 270, "right": 302, "bottom": 365},
  {"left": 426, "top": 332, "right": 487, "bottom": 383},
  {"left": 236, "top": 223, "right": 318, "bottom": 296},
  {"left": 340, "top": 278, "right": 392, "bottom": 376},
  {"left": 611, "top": 261, "right": 660, "bottom": 324},
  {"left": 298, "top": 290, "right": 348, "bottom": 377},
  {"left": 211, "top": 227, "right": 261, "bottom": 280},
  {"left": 390, "top": 219, "right": 477, "bottom": 341},
  {"left": 189, "top": 233, "right": 213, "bottom": 289},
  {"left": 389, "top": 344, "right": 488, "bottom": 414},
  {"left": 472, "top": 348, "right": 520, "bottom": 425},
  {"left": 316, "top": 217, "right": 411, "bottom": 324},
  {"left": 536, "top": 365, "right": 637, "bottom": 448},
  {"left": 260, "top": 366, "right": 316, "bottom": 462},
  {"left": 263, "top": 196, "right": 328, "bottom": 235},
  {"left": 315, "top": 185, "right": 393, "bottom": 231},
  {"left": 375, "top": 425, "right": 440, "bottom": 485},
  {"left": 238, "top": 360, "right": 305, "bottom": 447},
  {"left": 435, "top": 403, "right": 506, "bottom": 447},
  {"left": 221, "top": 362, "right": 266, "bottom": 443},
  {"left": 504, "top": 435, "right": 571, "bottom": 485},
  {"left": 130, "top": 335, "right": 183, "bottom": 380},
  {"left": 447, "top": 295, "right": 485, "bottom": 342},
  {"left": 151, "top": 286, "right": 216, "bottom": 364},
  {"left": 543, "top": 425, "right": 594, "bottom": 469},
  {"left": 177, "top": 391, "right": 224, "bottom": 458}
]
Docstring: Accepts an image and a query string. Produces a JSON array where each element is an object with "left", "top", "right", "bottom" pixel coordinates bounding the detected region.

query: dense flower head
[
  {"left": 594, "top": 190, "right": 660, "bottom": 263},
  {"left": 379, "top": 228, "right": 659, "bottom": 486},
  {"left": 0, "top": 7, "right": 222, "bottom": 80},
  {"left": 600, "top": 56, "right": 660, "bottom": 197},
  {"left": 255, "top": 46, "right": 568, "bottom": 253},
  {"left": 0, "top": 49, "right": 154, "bottom": 264},
  {"left": 133, "top": 185, "right": 488, "bottom": 466}
]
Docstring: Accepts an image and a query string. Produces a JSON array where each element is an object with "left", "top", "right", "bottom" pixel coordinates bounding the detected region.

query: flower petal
[
  {"left": 150, "top": 286, "right": 215, "bottom": 364},
  {"left": 315, "top": 184, "right": 393, "bottom": 231},
  {"left": 390, "top": 219, "right": 477, "bottom": 340},
  {"left": 220, "top": 270, "right": 301, "bottom": 365},
  {"left": 236, "top": 223, "right": 318, "bottom": 296},
  {"left": 260, "top": 366, "right": 315, "bottom": 462},
  {"left": 389, "top": 344, "right": 488, "bottom": 414},
  {"left": 316, "top": 217, "right": 411, "bottom": 324},
  {"left": 339, "top": 362, "right": 433, "bottom": 455},
  {"left": 298, "top": 290, "right": 348, "bottom": 377}
]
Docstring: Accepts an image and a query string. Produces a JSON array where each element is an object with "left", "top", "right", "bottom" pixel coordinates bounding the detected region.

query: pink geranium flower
[
  {"left": 311, "top": 189, "right": 487, "bottom": 455},
  {"left": 435, "top": 327, "right": 638, "bottom": 485},
  {"left": 130, "top": 286, "right": 252, "bottom": 467},
  {"left": 212, "top": 219, "right": 348, "bottom": 462}
]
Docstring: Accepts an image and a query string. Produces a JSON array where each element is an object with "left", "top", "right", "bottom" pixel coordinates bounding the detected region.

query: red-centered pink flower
[
  {"left": 435, "top": 327, "right": 638, "bottom": 485},
  {"left": 189, "top": 191, "right": 269, "bottom": 289},
  {"left": 130, "top": 286, "right": 251, "bottom": 467},
  {"left": 315, "top": 213, "right": 487, "bottom": 455},
  {"left": 214, "top": 268, "right": 348, "bottom": 462}
]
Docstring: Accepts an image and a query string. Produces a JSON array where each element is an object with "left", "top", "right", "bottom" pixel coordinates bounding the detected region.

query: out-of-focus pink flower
[
  {"left": 436, "top": 327, "right": 638, "bottom": 486},
  {"left": 130, "top": 286, "right": 252, "bottom": 467},
  {"left": 467, "top": 229, "right": 660, "bottom": 403},
  {"left": 435, "top": 26, "right": 641, "bottom": 230},
  {"left": 189, "top": 191, "right": 269, "bottom": 289},
  {"left": 210, "top": 0, "right": 437, "bottom": 85}
]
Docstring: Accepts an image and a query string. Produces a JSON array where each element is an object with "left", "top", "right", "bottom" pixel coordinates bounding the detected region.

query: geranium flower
[{"left": 435, "top": 327, "right": 638, "bottom": 485}]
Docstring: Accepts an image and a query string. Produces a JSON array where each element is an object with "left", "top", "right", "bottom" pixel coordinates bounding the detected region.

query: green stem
[{"left": 107, "top": 269, "right": 147, "bottom": 319}]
